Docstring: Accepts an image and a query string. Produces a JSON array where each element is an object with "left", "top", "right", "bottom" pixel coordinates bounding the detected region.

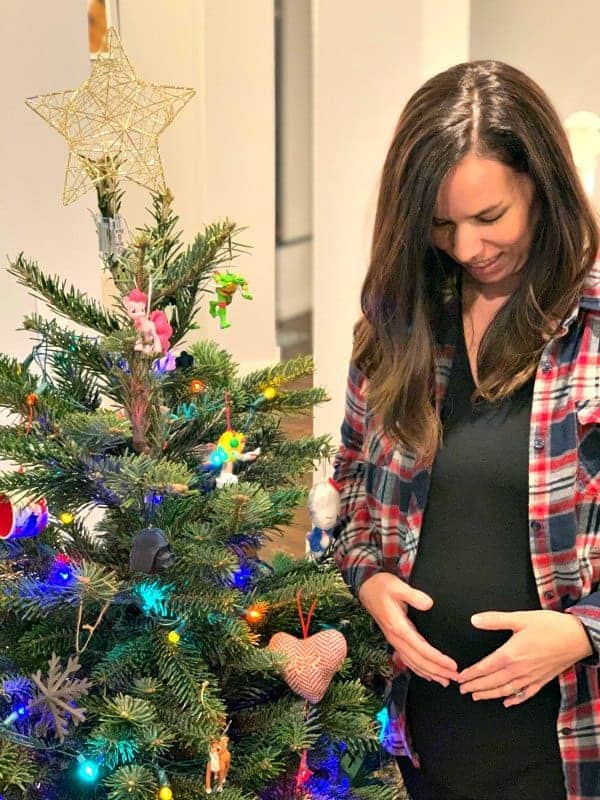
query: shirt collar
[{"left": 561, "top": 257, "right": 600, "bottom": 330}]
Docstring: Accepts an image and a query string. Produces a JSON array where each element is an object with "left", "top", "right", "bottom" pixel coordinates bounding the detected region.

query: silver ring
[{"left": 513, "top": 687, "right": 526, "bottom": 698}]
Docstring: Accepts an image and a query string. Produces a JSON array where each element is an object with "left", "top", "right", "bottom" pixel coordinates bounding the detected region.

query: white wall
[
  {"left": 311, "top": 0, "right": 470, "bottom": 463},
  {"left": 470, "top": 0, "right": 600, "bottom": 209},
  {"left": 470, "top": 0, "right": 600, "bottom": 113},
  {"left": 0, "top": 2, "right": 99, "bottom": 360}
]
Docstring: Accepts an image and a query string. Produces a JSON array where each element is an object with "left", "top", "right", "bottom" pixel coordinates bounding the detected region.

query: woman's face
[{"left": 431, "top": 153, "right": 537, "bottom": 291}]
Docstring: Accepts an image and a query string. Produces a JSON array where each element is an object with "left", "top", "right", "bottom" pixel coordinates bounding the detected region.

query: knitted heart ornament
[{"left": 267, "top": 629, "right": 347, "bottom": 704}]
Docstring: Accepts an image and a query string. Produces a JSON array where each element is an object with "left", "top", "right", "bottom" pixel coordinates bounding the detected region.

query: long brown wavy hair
[{"left": 353, "top": 59, "right": 599, "bottom": 463}]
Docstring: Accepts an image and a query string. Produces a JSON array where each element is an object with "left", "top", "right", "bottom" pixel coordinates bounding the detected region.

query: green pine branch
[
  {"left": 171, "top": 775, "right": 256, "bottom": 800},
  {"left": 0, "top": 424, "right": 69, "bottom": 469},
  {"left": 104, "top": 764, "right": 156, "bottom": 800},
  {"left": 317, "top": 679, "right": 381, "bottom": 755},
  {"left": 8, "top": 254, "right": 122, "bottom": 336},
  {"left": 22, "top": 315, "right": 118, "bottom": 399},
  {"left": 50, "top": 352, "right": 102, "bottom": 411},
  {"left": 185, "top": 340, "right": 239, "bottom": 386},
  {"left": 230, "top": 744, "right": 287, "bottom": 793},
  {"left": 154, "top": 633, "right": 226, "bottom": 727},
  {"left": 58, "top": 410, "right": 130, "bottom": 452},
  {"left": 99, "top": 694, "right": 157, "bottom": 728},
  {"left": 91, "top": 634, "right": 154, "bottom": 691},
  {"left": 12, "top": 620, "right": 74, "bottom": 673},
  {"left": 204, "top": 481, "right": 273, "bottom": 538},
  {"left": 0, "top": 734, "right": 37, "bottom": 794},
  {"left": 352, "top": 785, "right": 405, "bottom": 800},
  {"left": 154, "top": 220, "right": 249, "bottom": 304},
  {"left": 0, "top": 354, "right": 39, "bottom": 413}
]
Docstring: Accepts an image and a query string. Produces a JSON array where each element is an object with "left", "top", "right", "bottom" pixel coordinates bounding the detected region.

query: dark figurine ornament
[
  {"left": 175, "top": 350, "right": 194, "bottom": 370},
  {"left": 129, "top": 527, "right": 174, "bottom": 574}
]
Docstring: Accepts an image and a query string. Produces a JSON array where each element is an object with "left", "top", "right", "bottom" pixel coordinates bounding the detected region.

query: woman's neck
[{"left": 460, "top": 267, "right": 521, "bottom": 308}]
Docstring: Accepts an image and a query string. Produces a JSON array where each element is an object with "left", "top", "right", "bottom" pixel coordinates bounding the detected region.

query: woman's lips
[{"left": 469, "top": 253, "right": 502, "bottom": 270}]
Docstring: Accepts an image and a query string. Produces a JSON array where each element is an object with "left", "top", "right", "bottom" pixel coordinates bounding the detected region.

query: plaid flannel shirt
[{"left": 332, "top": 259, "right": 600, "bottom": 800}]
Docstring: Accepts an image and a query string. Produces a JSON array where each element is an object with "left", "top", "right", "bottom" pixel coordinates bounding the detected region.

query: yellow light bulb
[
  {"left": 158, "top": 787, "right": 173, "bottom": 800},
  {"left": 263, "top": 387, "right": 277, "bottom": 400},
  {"left": 167, "top": 630, "right": 181, "bottom": 645},
  {"left": 59, "top": 512, "right": 74, "bottom": 525}
]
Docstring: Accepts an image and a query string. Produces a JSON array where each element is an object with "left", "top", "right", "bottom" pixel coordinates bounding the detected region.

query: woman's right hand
[{"left": 358, "top": 572, "right": 459, "bottom": 686}]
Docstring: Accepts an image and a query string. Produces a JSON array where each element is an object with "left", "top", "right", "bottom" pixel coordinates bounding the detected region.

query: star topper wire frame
[{"left": 25, "top": 27, "right": 196, "bottom": 206}]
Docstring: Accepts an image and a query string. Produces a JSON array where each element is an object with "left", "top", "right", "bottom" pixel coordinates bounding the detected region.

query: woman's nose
[{"left": 450, "top": 224, "right": 485, "bottom": 264}]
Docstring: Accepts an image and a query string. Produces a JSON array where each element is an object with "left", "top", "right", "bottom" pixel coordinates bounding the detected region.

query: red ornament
[
  {"left": 296, "top": 750, "right": 313, "bottom": 791},
  {"left": 0, "top": 495, "right": 13, "bottom": 537},
  {"left": 0, "top": 494, "right": 48, "bottom": 540}
]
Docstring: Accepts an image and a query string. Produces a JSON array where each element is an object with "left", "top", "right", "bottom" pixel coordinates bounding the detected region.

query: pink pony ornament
[{"left": 124, "top": 289, "right": 172, "bottom": 355}]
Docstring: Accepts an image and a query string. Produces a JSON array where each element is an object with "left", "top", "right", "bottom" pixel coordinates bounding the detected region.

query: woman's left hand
[{"left": 456, "top": 610, "right": 594, "bottom": 707}]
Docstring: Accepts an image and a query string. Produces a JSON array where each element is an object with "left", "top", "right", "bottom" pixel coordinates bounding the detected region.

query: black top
[{"left": 402, "top": 308, "right": 566, "bottom": 800}]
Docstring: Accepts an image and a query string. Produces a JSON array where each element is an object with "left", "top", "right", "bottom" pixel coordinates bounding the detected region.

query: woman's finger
[
  {"left": 405, "top": 662, "right": 432, "bottom": 681},
  {"left": 503, "top": 683, "right": 537, "bottom": 707},
  {"left": 459, "top": 667, "right": 516, "bottom": 695},
  {"left": 395, "top": 648, "right": 453, "bottom": 686},
  {"left": 404, "top": 660, "right": 450, "bottom": 687},
  {"left": 470, "top": 678, "right": 529, "bottom": 701},
  {"left": 389, "top": 619, "right": 458, "bottom": 678}
]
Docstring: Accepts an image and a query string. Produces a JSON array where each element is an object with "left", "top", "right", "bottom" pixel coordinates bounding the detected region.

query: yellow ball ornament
[
  {"left": 59, "top": 512, "right": 74, "bottom": 525},
  {"left": 158, "top": 787, "right": 173, "bottom": 800},
  {"left": 167, "top": 630, "right": 181, "bottom": 645},
  {"left": 263, "top": 387, "right": 277, "bottom": 401}
]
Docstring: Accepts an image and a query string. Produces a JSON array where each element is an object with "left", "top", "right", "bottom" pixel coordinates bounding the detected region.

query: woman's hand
[
  {"left": 457, "top": 609, "right": 593, "bottom": 707},
  {"left": 358, "top": 572, "right": 459, "bottom": 686}
]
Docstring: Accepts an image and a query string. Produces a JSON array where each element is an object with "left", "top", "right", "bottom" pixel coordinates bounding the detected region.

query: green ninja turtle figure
[{"left": 209, "top": 270, "right": 253, "bottom": 329}]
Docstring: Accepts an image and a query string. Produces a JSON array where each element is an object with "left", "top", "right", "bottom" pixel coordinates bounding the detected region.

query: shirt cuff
[{"left": 565, "top": 603, "right": 600, "bottom": 667}]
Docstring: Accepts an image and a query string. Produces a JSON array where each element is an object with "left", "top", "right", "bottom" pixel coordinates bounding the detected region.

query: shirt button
[
  {"left": 533, "top": 436, "right": 545, "bottom": 450},
  {"left": 544, "top": 590, "right": 555, "bottom": 600},
  {"left": 560, "top": 727, "right": 574, "bottom": 736},
  {"left": 531, "top": 521, "right": 542, "bottom": 531},
  {"left": 542, "top": 360, "right": 552, "bottom": 373}
]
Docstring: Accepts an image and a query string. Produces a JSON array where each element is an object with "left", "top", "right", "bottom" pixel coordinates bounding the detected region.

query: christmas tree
[{"left": 0, "top": 28, "right": 399, "bottom": 800}]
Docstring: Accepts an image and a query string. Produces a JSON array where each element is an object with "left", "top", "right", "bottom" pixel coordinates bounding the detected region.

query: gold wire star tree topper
[{"left": 25, "top": 27, "right": 195, "bottom": 206}]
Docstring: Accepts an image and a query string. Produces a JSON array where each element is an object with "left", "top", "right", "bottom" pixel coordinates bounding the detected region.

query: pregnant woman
[{"left": 332, "top": 59, "right": 600, "bottom": 800}]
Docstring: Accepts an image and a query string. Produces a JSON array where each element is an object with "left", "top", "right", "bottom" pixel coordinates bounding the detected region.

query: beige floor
[
  {"left": 262, "top": 371, "right": 314, "bottom": 561},
  {"left": 262, "top": 313, "right": 314, "bottom": 560}
]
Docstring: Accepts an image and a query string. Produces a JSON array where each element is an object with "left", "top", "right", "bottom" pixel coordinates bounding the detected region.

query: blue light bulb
[
  {"left": 77, "top": 758, "right": 99, "bottom": 783},
  {"left": 16, "top": 704, "right": 27, "bottom": 718}
]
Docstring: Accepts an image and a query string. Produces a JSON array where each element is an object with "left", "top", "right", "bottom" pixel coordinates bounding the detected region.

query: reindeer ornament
[{"left": 205, "top": 734, "right": 231, "bottom": 794}]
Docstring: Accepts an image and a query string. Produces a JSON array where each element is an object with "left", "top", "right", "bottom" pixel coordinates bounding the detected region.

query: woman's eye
[{"left": 432, "top": 213, "right": 503, "bottom": 227}]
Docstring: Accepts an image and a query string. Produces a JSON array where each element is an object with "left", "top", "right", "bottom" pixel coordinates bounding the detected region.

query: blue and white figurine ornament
[{"left": 305, "top": 473, "right": 341, "bottom": 560}]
